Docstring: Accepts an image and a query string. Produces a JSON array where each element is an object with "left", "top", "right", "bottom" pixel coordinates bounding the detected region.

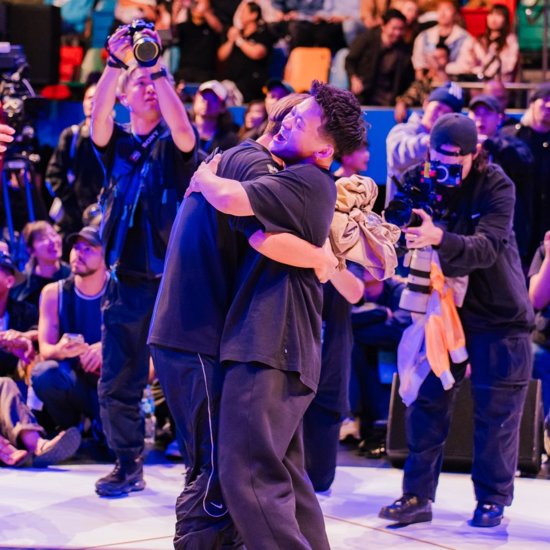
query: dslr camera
[
  {"left": 384, "top": 160, "right": 462, "bottom": 314},
  {"left": 126, "top": 19, "right": 160, "bottom": 67}
]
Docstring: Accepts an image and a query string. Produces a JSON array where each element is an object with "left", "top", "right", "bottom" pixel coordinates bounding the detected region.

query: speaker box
[
  {"left": 4, "top": 2, "right": 61, "bottom": 85},
  {"left": 386, "top": 374, "right": 543, "bottom": 474}
]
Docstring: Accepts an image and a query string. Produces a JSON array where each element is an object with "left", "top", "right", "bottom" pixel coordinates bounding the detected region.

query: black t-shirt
[
  {"left": 370, "top": 46, "right": 400, "bottom": 106},
  {"left": 222, "top": 25, "right": 274, "bottom": 102},
  {"left": 528, "top": 244, "right": 550, "bottom": 349},
  {"left": 176, "top": 19, "right": 221, "bottom": 83},
  {"left": 96, "top": 122, "right": 198, "bottom": 278},
  {"left": 148, "top": 139, "right": 281, "bottom": 355},
  {"left": 220, "top": 164, "right": 337, "bottom": 391}
]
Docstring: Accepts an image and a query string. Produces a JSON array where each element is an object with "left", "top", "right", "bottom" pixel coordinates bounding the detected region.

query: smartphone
[{"left": 63, "top": 333, "right": 85, "bottom": 344}]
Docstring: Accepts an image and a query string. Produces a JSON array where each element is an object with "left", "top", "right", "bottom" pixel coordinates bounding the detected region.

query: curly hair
[{"left": 310, "top": 81, "right": 366, "bottom": 157}]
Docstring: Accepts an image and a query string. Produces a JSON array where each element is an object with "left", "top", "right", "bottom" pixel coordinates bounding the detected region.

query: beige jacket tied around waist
[{"left": 329, "top": 174, "right": 401, "bottom": 280}]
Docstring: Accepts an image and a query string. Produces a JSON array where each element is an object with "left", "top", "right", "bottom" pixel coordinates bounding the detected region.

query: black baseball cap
[
  {"left": 469, "top": 94, "right": 503, "bottom": 114},
  {"left": 427, "top": 82, "right": 464, "bottom": 113},
  {"left": 430, "top": 113, "right": 478, "bottom": 156},
  {"left": 0, "top": 251, "right": 25, "bottom": 285},
  {"left": 263, "top": 78, "right": 295, "bottom": 96},
  {"left": 530, "top": 82, "right": 550, "bottom": 103},
  {"left": 67, "top": 226, "right": 102, "bottom": 248}
]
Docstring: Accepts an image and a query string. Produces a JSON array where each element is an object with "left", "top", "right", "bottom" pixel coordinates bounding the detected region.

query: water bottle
[{"left": 141, "top": 384, "right": 156, "bottom": 446}]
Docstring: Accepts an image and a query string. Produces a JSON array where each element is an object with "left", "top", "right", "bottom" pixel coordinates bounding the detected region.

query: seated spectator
[
  {"left": 411, "top": 0, "right": 474, "bottom": 80},
  {"left": 0, "top": 252, "right": 38, "bottom": 381},
  {"left": 218, "top": 1, "right": 275, "bottom": 102},
  {"left": 238, "top": 99, "right": 268, "bottom": 142},
  {"left": 31, "top": 227, "right": 107, "bottom": 435},
  {"left": 528, "top": 230, "right": 550, "bottom": 441},
  {"left": 263, "top": 78, "right": 295, "bottom": 113},
  {"left": 190, "top": 80, "right": 240, "bottom": 159},
  {"left": 468, "top": 94, "right": 534, "bottom": 266},
  {"left": 0, "top": 375, "right": 81, "bottom": 467},
  {"left": 481, "top": 80, "right": 517, "bottom": 126},
  {"left": 174, "top": 0, "right": 223, "bottom": 83},
  {"left": 471, "top": 4, "right": 518, "bottom": 83},
  {"left": 385, "top": 82, "right": 464, "bottom": 204},
  {"left": 345, "top": 9, "right": 414, "bottom": 106},
  {"left": 502, "top": 83, "right": 550, "bottom": 262},
  {"left": 394, "top": 43, "right": 449, "bottom": 122},
  {"left": 351, "top": 272, "right": 411, "bottom": 456},
  {"left": 11, "top": 222, "right": 70, "bottom": 310},
  {"left": 46, "top": 82, "right": 105, "bottom": 244}
]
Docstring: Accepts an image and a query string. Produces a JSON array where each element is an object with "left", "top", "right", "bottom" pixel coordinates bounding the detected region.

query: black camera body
[
  {"left": 126, "top": 19, "right": 160, "bottom": 67},
  {"left": 384, "top": 160, "right": 462, "bottom": 229}
]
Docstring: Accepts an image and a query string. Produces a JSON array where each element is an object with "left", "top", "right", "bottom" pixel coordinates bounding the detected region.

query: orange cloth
[{"left": 329, "top": 175, "right": 400, "bottom": 280}]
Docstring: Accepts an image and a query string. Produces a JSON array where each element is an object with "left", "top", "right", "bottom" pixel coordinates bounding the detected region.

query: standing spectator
[
  {"left": 472, "top": 4, "right": 518, "bottom": 83},
  {"left": 191, "top": 80, "right": 240, "bottom": 159},
  {"left": 218, "top": 2, "right": 275, "bottom": 102},
  {"left": 334, "top": 138, "right": 370, "bottom": 177},
  {"left": 468, "top": 94, "right": 534, "bottom": 266},
  {"left": 346, "top": 9, "right": 414, "bottom": 106},
  {"left": 502, "top": 83, "right": 550, "bottom": 261},
  {"left": 379, "top": 114, "right": 533, "bottom": 528},
  {"left": 91, "top": 25, "right": 197, "bottom": 497},
  {"left": 174, "top": 0, "right": 223, "bottom": 83},
  {"left": 270, "top": 0, "right": 324, "bottom": 48},
  {"left": 412, "top": 0, "right": 474, "bottom": 79},
  {"left": 11, "top": 222, "right": 71, "bottom": 310},
  {"left": 46, "top": 83, "right": 105, "bottom": 242},
  {"left": 32, "top": 227, "right": 107, "bottom": 435},
  {"left": 385, "top": 82, "right": 464, "bottom": 204},
  {"left": 394, "top": 43, "right": 449, "bottom": 122},
  {"left": 528, "top": 230, "right": 550, "bottom": 436}
]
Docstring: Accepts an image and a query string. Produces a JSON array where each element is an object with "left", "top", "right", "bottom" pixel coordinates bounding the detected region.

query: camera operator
[
  {"left": 91, "top": 22, "right": 198, "bottom": 497},
  {"left": 379, "top": 113, "right": 534, "bottom": 528}
]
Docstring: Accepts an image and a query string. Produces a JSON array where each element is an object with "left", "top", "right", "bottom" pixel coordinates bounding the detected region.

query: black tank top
[{"left": 57, "top": 276, "right": 106, "bottom": 344}]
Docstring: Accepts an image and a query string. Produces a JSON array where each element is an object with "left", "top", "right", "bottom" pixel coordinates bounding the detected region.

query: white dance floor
[{"left": 1, "top": 461, "right": 549, "bottom": 549}]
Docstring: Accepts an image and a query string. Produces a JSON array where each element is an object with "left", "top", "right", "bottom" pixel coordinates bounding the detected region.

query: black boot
[
  {"left": 95, "top": 456, "right": 145, "bottom": 496},
  {"left": 379, "top": 494, "right": 432, "bottom": 524}
]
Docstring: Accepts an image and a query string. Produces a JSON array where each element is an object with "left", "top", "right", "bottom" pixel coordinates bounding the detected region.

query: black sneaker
[
  {"left": 471, "top": 502, "right": 504, "bottom": 527},
  {"left": 379, "top": 494, "right": 432, "bottom": 524},
  {"left": 95, "top": 457, "right": 146, "bottom": 497}
]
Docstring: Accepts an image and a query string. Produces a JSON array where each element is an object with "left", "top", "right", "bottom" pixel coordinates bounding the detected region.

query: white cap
[{"left": 198, "top": 80, "right": 228, "bottom": 102}]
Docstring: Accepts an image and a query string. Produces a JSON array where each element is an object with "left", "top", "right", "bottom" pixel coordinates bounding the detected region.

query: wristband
[
  {"left": 151, "top": 68, "right": 168, "bottom": 81},
  {"left": 107, "top": 59, "right": 124, "bottom": 69}
]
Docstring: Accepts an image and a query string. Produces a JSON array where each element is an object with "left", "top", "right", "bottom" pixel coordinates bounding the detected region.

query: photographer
[
  {"left": 91, "top": 23, "right": 197, "bottom": 497},
  {"left": 379, "top": 114, "right": 533, "bottom": 528}
]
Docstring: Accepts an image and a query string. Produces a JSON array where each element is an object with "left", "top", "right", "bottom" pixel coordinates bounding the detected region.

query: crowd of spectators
[{"left": 52, "top": 0, "right": 529, "bottom": 109}]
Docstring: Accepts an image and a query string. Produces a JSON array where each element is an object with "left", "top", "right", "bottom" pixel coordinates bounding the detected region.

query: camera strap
[
  {"left": 104, "top": 40, "right": 129, "bottom": 70},
  {"left": 107, "top": 126, "right": 162, "bottom": 271}
]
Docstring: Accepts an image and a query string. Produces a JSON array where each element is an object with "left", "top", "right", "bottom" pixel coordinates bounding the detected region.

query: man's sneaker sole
[
  {"left": 95, "top": 478, "right": 146, "bottom": 497},
  {"left": 378, "top": 509, "right": 433, "bottom": 524}
]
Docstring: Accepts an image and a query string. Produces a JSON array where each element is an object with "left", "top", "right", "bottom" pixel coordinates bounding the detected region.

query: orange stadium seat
[{"left": 283, "top": 47, "right": 332, "bottom": 93}]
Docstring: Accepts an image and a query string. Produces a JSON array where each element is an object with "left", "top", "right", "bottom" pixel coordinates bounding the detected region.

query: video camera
[
  {"left": 384, "top": 160, "right": 462, "bottom": 229},
  {"left": 384, "top": 160, "right": 462, "bottom": 314},
  {"left": 125, "top": 19, "right": 161, "bottom": 67}
]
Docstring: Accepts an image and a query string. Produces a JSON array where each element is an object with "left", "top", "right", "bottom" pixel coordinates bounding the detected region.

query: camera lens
[
  {"left": 435, "top": 164, "right": 449, "bottom": 183},
  {"left": 133, "top": 34, "right": 160, "bottom": 66}
]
